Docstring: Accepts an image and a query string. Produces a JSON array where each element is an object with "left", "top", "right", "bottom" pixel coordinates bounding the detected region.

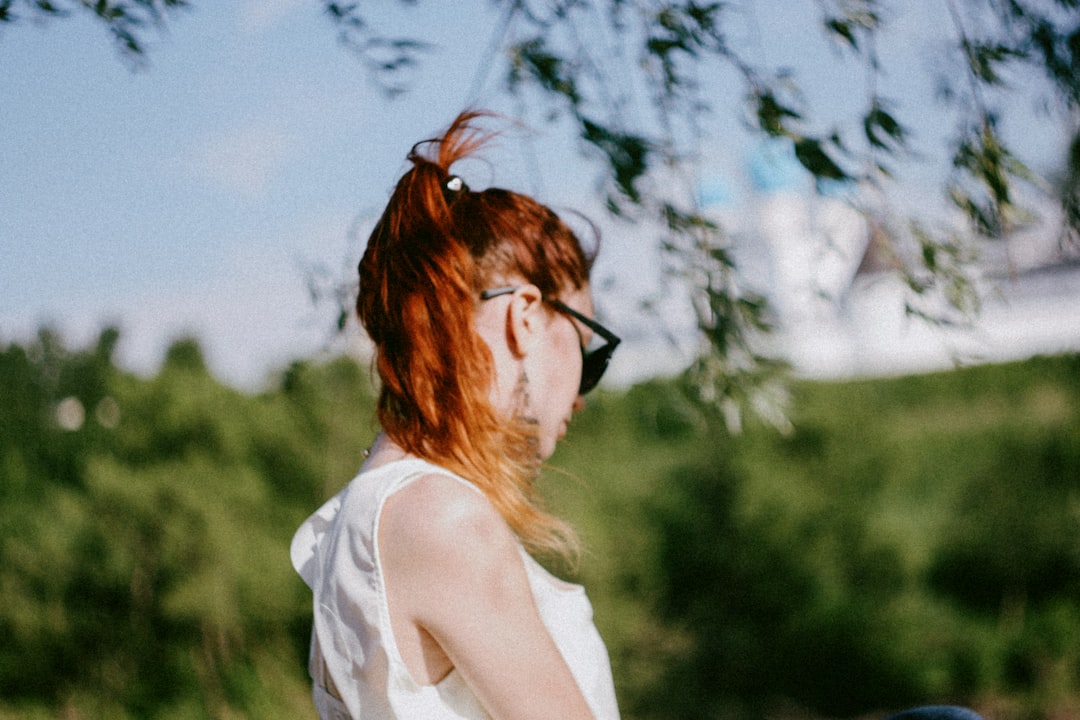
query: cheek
[
  {"left": 553, "top": 331, "right": 582, "bottom": 397},
  {"left": 536, "top": 335, "right": 579, "bottom": 415},
  {"left": 567, "top": 349, "right": 583, "bottom": 397}
]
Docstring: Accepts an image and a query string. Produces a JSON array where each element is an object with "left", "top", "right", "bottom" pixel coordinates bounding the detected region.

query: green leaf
[
  {"left": 863, "top": 103, "right": 906, "bottom": 151},
  {"left": 755, "top": 90, "right": 801, "bottom": 137},
  {"left": 508, "top": 37, "right": 580, "bottom": 105},
  {"left": 793, "top": 137, "right": 849, "bottom": 181},
  {"left": 963, "top": 39, "right": 1022, "bottom": 85},
  {"left": 825, "top": 18, "right": 857, "bottom": 49},
  {"left": 580, "top": 118, "right": 650, "bottom": 202}
]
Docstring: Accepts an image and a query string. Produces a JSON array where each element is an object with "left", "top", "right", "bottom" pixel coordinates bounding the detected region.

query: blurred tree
[
  {"left": 6, "top": 0, "right": 1078, "bottom": 426},
  {"left": 3, "top": 326, "right": 1079, "bottom": 717},
  {"left": 928, "top": 427, "right": 1080, "bottom": 616},
  {"left": 0, "top": 332, "right": 376, "bottom": 718},
  {"left": 636, "top": 453, "right": 920, "bottom": 719},
  {"left": 326, "top": 0, "right": 1080, "bottom": 430}
]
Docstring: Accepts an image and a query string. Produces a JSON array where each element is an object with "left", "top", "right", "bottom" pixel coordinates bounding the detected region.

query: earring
[
  {"left": 515, "top": 368, "right": 531, "bottom": 414},
  {"left": 514, "top": 369, "right": 540, "bottom": 427},
  {"left": 515, "top": 369, "right": 541, "bottom": 457}
]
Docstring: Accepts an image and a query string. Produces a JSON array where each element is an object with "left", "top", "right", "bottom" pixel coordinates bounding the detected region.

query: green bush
[{"left": 2, "top": 329, "right": 1078, "bottom": 719}]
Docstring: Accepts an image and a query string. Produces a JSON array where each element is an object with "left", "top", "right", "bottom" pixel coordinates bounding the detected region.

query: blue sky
[
  {"left": 2, "top": 1, "right": 515, "bottom": 385},
  {"left": 2, "top": 1, "right": 1073, "bottom": 389}
]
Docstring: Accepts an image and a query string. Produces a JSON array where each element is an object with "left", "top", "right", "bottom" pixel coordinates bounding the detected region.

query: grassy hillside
[
  {"left": 547, "top": 356, "right": 1080, "bottom": 719},
  {"left": 2, "top": 329, "right": 1077, "bottom": 719}
]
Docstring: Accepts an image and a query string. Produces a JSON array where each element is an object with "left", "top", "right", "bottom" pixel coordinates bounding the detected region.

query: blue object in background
[
  {"left": 746, "top": 138, "right": 807, "bottom": 193},
  {"left": 882, "top": 706, "right": 985, "bottom": 720}
]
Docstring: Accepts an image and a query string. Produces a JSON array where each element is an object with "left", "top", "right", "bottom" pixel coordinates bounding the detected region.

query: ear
[{"left": 506, "top": 284, "right": 545, "bottom": 357}]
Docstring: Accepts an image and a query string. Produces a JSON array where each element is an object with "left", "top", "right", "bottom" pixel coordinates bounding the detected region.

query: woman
[
  {"left": 290, "top": 111, "right": 986, "bottom": 720},
  {"left": 291, "top": 111, "right": 621, "bottom": 719}
]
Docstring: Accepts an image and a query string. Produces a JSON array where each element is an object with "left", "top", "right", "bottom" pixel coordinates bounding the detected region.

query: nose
[{"left": 572, "top": 395, "right": 585, "bottom": 414}]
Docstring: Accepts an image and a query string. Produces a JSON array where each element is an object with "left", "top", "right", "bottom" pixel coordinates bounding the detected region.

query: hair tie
[{"left": 443, "top": 175, "right": 469, "bottom": 202}]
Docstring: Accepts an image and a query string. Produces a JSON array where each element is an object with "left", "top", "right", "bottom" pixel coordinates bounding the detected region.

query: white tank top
[{"left": 290, "top": 458, "right": 620, "bottom": 719}]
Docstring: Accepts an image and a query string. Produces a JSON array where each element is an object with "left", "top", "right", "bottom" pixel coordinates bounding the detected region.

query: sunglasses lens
[{"left": 579, "top": 345, "right": 614, "bottom": 395}]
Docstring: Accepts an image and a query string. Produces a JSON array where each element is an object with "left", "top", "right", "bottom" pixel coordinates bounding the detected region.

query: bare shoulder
[
  {"left": 377, "top": 473, "right": 594, "bottom": 719},
  {"left": 379, "top": 473, "right": 519, "bottom": 575}
]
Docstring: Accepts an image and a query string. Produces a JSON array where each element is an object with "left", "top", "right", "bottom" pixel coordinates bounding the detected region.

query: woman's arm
[{"left": 379, "top": 473, "right": 595, "bottom": 720}]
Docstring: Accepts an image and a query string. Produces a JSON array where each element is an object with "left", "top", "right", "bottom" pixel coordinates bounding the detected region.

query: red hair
[{"left": 356, "top": 111, "right": 594, "bottom": 560}]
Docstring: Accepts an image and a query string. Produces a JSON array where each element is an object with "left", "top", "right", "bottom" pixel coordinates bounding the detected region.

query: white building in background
[{"left": 700, "top": 139, "right": 1080, "bottom": 380}]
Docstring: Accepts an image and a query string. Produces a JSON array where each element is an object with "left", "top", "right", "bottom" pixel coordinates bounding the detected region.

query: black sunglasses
[{"left": 480, "top": 286, "right": 621, "bottom": 395}]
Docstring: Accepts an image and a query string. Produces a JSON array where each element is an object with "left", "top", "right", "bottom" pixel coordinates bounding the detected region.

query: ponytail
[{"left": 357, "top": 112, "right": 584, "bottom": 561}]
